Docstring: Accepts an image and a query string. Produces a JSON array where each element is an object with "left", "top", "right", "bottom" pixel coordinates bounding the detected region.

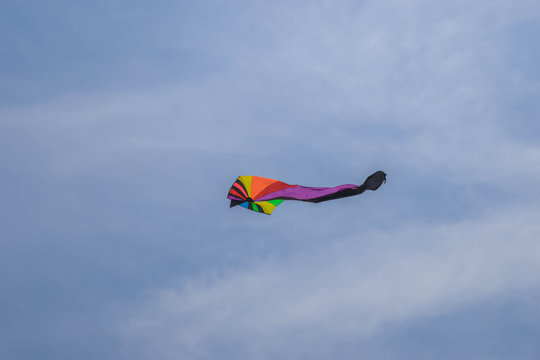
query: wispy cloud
[
  {"left": 120, "top": 203, "right": 540, "bottom": 359},
  {"left": 2, "top": 0, "right": 540, "bottom": 359}
]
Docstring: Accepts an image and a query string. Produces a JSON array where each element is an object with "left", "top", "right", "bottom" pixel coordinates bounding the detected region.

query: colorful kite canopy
[{"left": 227, "top": 171, "right": 386, "bottom": 215}]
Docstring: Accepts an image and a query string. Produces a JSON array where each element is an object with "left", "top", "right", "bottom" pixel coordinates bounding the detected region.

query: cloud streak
[
  {"left": 121, "top": 203, "right": 540, "bottom": 359},
  {"left": 2, "top": 0, "right": 540, "bottom": 359}
]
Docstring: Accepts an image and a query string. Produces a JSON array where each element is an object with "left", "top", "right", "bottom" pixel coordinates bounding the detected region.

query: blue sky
[{"left": 2, "top": 1, "right": 540, "bottom": 359}]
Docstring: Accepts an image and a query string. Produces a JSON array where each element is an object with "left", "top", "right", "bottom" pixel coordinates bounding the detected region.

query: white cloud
[
  {"left": 3, "top": 1, "right": 540, "bottom": 359},
  {"left": 3, "top": 0, "right": 538, "bottom": 184},
  {"left": 119, "top": 203, "right": 540, "bottom": 359}
]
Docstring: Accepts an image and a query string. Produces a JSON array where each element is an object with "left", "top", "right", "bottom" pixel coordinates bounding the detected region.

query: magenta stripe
[
  {"left": 256, "top": 184, "right": 358, "bottom": 201},
  {"left": 227, "top": 194, "right": 244, "bottom": 201}
]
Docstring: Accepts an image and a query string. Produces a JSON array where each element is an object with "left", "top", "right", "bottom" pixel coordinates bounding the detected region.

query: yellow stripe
[
  {"left": 254, "top": 201, "right": 276, "bottom": 215},
  {"left": 238, "top": 176, "right": 252, "bottom": 197}
]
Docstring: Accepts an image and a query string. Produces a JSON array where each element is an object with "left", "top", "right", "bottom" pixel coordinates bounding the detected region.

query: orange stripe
[{"left": 251, "top": 176, "right": 295, "bottom": 199}]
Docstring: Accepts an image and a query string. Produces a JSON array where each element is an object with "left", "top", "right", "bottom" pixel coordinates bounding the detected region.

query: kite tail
[{"left": 305, "top": 171, "right": 387, "bottom": 203}]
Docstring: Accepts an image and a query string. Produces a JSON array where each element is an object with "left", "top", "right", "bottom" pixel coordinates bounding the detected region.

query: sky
[{"left": 1, "top": 0, "right": 540, "bottom": 359}]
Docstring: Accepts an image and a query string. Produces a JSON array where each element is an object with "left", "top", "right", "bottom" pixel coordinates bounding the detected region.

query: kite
[{"left": 227, "top": 170, "right": 386, "bottom": 215}]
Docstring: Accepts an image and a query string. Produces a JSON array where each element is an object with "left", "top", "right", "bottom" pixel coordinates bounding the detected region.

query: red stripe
[
  {"left": 233, "top": 182, "right": 248, "bottom": 197},
  {"left": 254, "top": 181, "right": 295, "bottom": 200},
  {"left": 229, "top": 188, "right": 245, "bottom": 199}
]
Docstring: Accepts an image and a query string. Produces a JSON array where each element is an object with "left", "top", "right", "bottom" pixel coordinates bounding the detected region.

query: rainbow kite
[{"left": 227, "top": 170, "right": 386, "bottom": 215}]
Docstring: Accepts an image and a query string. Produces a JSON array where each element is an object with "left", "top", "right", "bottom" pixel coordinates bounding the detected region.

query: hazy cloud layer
[
  {"left": 1, "top": 0, "right": 540, "bottom": 359},
  {"left": 122, "top": 204, "right": 540, "bottom": 360}
]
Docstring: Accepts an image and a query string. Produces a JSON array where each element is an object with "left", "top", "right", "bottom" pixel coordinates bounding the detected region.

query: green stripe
[{"left": 268, "top": 199, "right": 284, "bottom": 206}]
